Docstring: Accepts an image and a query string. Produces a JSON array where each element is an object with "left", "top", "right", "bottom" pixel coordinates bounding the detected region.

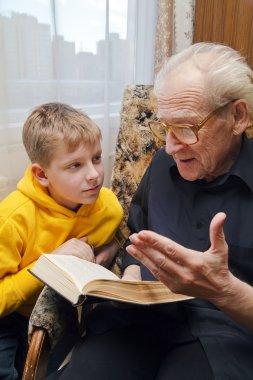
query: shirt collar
[{"left": 228, "top": 134, "right": 253, "bottom": 192}]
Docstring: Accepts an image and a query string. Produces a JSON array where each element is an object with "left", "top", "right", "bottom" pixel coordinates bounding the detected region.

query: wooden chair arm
[
  {"left": 28, "top": 286, "right": 79, "bottom": 350},
  {"left": 22, "top": 328, "right": 50, "bottom": 380},
  {"left": 23, "top": 288, "right": 88, "bottom": 379}
]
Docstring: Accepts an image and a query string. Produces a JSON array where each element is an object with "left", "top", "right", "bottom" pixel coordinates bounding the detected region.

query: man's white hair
[{"left": 154, "top": 42, "right": 253, "bottom": 113}]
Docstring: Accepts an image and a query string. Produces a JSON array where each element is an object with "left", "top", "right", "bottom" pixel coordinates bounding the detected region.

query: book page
[
  {"left": 43, "top": 254, "right": 119, "bottom": 292},
  {"left": 84, "top": 279, "right": 193, "bottom": 304}
]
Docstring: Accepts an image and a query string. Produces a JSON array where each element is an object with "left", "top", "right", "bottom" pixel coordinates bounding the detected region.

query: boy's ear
[
  {"left": 231, "top": 99, "right": 250, "bottom": 135},
  {"left": 31, "top": 163, "right": 49, "bottom": 187}
]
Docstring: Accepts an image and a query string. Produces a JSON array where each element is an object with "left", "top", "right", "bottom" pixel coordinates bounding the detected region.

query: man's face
[
  {"left": 158, "top": 64, "right": 241, "bottom": 182},
  {"left": 43, "top": 140, "right": 104, "bottom": 210}
]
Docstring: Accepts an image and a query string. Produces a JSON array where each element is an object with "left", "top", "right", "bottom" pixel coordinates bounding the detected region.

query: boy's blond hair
[{"left": 22, "top": 102, "right": 102, "bottom": 167}]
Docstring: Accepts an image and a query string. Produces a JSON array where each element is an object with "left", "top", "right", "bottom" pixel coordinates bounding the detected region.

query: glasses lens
[
  {"left": 149, "top": 121, "right": 198, "bottom": 145},
  {"left": 170, "top": 126, "right": 197, "bottom": 145}
]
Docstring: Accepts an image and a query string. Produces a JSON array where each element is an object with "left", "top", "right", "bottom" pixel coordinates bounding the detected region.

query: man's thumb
[{"left": 209, "top": 212, "right": 227, "bottom": 253}]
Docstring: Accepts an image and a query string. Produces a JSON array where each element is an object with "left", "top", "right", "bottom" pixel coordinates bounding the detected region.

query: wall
[{"left": 194, "top": 0, "right": 253, "bottom": 69}]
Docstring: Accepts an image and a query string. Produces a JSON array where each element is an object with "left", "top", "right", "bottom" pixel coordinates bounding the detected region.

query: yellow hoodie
[{"left": 0, "top": 166, "right": 123, "bottom": 318}]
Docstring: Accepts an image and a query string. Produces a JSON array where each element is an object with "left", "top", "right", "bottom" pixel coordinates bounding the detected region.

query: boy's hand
[
  {"left": 121, "top": 265, "right": 141, "bottom": 281},
  {"left": 52, "top": 237, "right": 95, "bottom": 262},
  {"left": 95, "top": 239, "right": 119, "bottom": 267}
]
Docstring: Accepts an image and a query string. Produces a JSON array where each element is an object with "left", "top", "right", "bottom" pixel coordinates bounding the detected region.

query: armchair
[{"left": 22, "top": 84, "right": 162, "bottom": 380}]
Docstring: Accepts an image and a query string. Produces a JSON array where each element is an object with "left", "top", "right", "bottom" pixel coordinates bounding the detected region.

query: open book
[{"left": 29, "top": 254, "right": 193, "bottom": 306}]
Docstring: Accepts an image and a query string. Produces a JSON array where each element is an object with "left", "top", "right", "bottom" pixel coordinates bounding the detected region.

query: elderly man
[
  {"left": 126, "top": 43, "right": 253, "bottom": 331},
  {"left": 47, "top": 43, "right": 253, "bottom": 380}
]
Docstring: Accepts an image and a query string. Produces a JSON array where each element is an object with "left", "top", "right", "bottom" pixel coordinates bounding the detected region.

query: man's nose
[{"left": 165, "top": 130, "right": 188, "bottom": 155}]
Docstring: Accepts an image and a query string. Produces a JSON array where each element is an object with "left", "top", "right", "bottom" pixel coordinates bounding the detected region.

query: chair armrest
[
  {"left": 28, "top": 286, "right": 79, "bottom": 350},
  {"left": 23, "top": 286, "right": 80, "bottom": 379},
  {"left": 22, "top": 328, "right": 50, "bottom": 380}
]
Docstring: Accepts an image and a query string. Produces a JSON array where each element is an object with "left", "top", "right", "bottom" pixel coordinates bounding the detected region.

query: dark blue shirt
[{"left": 122, "top": 134, "right": 253, "bottom": 379}]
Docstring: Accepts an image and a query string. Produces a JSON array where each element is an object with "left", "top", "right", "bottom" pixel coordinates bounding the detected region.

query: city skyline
[
  {"left": 0, "top": 0, "right": 128, "bottom": 54},
  {"left": 0, "top": 11, "right": 129, "bottom": 82},
  {"left": 0, "top": 9, "right": 133, "bottom": 130}
]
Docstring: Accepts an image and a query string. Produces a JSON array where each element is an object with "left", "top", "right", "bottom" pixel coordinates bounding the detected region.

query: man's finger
[
  {"left": 129, "top": 230, "right": 173, "bottom": 252},
  {"left": 209, "top": 212, "right": 227, "bottom": 254}
]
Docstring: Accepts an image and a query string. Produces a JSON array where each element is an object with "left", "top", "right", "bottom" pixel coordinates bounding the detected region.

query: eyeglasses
[{"left": 148, "top": 103, "right": 231, "bottom": 145}]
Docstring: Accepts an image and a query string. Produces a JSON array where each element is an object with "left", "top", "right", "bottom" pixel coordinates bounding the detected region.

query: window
[{"left": 0, "top": 0, "right": 156, "bottom": 197}]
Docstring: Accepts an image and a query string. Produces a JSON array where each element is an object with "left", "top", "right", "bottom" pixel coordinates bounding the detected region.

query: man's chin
[{"left": 178, "top": 169, "right": 200, "bottom": 182}]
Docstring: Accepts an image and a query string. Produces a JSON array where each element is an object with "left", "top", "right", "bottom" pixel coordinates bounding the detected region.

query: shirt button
[{"left": 196, "top": 222, "right": 202, "bottom": 229}]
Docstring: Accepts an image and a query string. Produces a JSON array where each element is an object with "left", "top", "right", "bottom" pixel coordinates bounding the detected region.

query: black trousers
[
  {"left": 0, "top": 313, "right": 29, "bottom": 380},
  {"left": 47, "top": 302, "right": 214, "bottom": 380}
]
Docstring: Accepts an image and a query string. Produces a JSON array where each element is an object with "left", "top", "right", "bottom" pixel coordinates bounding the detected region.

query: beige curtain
[
  {"left": 154, "top": 0, "right": 195, "bottom": 76},
  {"left": 154, "top": 0, "right": 174, "bottom": 76}
]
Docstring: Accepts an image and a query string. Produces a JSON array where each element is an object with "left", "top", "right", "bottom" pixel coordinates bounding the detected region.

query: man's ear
[
  {"left": 231, "top": 99, "right": 250, "bottom": 136},
  {"left": 31, "top": 163, "right": 49, "bottom": 187}
]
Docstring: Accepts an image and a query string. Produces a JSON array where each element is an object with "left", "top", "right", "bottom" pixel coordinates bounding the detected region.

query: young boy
[{"left": 0, "top": 103, "right": 123, "bottom": 379}]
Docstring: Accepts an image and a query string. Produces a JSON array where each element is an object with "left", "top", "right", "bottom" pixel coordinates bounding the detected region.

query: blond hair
[{"left": 22, "top": 103, "right": 102, "bottom": 167}]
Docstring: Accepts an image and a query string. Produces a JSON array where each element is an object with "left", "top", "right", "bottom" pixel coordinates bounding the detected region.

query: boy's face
[{"left": 39, "top": 140, "right": 104, "bottom": 211}]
